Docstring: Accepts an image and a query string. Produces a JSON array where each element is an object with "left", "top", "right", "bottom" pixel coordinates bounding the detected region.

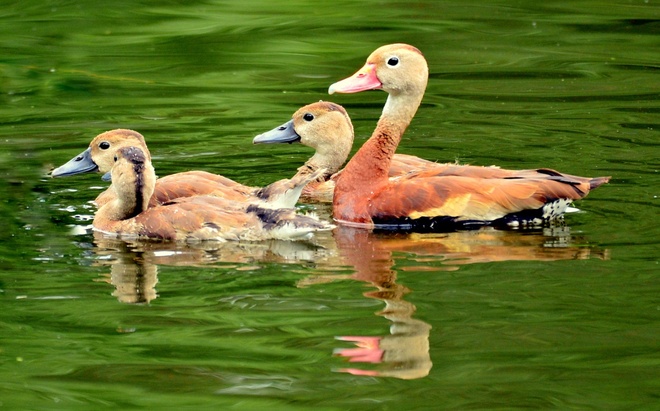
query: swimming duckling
[
  {"left": 52, "top": 129, "right": 316, "bottom": 209},
  {"left": 91, "top": 146, "right": 333, "bottom": 241},
  {"left": 254, "top": 101, "right": 439, "bottom": 202}
]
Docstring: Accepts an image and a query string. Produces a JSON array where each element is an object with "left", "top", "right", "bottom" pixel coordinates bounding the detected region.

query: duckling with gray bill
[{"left": 90, "top": 146, "right": 333, "bottom": 242}]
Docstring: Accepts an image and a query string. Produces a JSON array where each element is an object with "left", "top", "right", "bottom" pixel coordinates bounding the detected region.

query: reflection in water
[
  {"left": 325, "top": 227, "right": 433, "bottom": 380},
  {"left": 373, "top": 224, "right": 609, "bottom": 267},
  {"left": 96, "top": 244, "right": 159, "bottom": 304},
  {"left": 304, "top": 224, "right": 608, "bottom": 380},
  {"left": 88, "top": 231, "right": 334, "bottom": 304},
  {"left": 84, "top": 222, "right": 607, "bottom": 381}
]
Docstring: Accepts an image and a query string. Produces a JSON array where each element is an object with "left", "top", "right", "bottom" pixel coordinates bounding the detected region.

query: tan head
[
  {"left": 291, "top": 101, "right": 354, "bottom": 158},
  {"left": 329, "top": 44, "right": 428, "bottom": 96},
  {"left": 88, "top": 129, "right": 150, "bottom": 173},
  {"left": 328, "top": 44, "right": 428, "bottom": 123},
  {"left": 51, "top": 129, "right": 150, "bottom": 178},
  {"left": 253, "top": 101, "right": 354, "bottom": 175}
]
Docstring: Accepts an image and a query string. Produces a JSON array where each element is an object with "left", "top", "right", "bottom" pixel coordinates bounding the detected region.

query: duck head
[
  {"left": 328, "top": 43, "right": 428, "bottom": 97},
  {"left": 51, "top": 129, "right": 151, "bottom": 178},
  {"left": 255, "top": 101, "right": 352, "bottom": 147},
  {"left": 253, "top": 101, "right": 354, "bottom": 174}
]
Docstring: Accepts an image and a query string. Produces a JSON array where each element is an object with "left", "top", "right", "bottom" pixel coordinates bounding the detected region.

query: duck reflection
[
  {"left": 310, "top": 227, "right": 434, "bottom": 379},
  {"left": 83, "top": 218, "right": 606, "bottom": 380},
  {"left": 305, "top": 224, "right": 608, "bottom": 380},
  {"left": 89, "top": 231, "right": 333, "bottom": 304},
  {"left": 93, "top": 240, "right": 159, "bottom": 304}
]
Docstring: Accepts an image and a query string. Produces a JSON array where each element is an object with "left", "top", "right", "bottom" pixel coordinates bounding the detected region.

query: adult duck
[
  {"left": 90, "top": 145, "right": 332, "bottom": 241},
  {"left": 253, "top": 101, "right": 439, "bottom": 203},
  {"left": 327, "top": 43, "right": 610, "bottom": 230},
  {"left": 52, "top": 129, "right": 320, "bottom": 209}
]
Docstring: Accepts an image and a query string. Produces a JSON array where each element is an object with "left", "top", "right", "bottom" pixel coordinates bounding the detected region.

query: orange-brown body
[
  {"left": 328, "top": 44, "right": 610, "bottom": 229},
  {"left": 254, "top": 102, "right": 440, "bottom": 204},
  {"left": 91, "top": 146, "right": 332, "bottom": 242}
]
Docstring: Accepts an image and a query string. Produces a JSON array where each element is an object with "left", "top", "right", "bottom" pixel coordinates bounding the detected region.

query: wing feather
[
  {"left": 388, "top": 153, "right": 439, "bottom": 176},
  {"left": 369, "top": 175, "right": 591, "bottom": 221},
  {"left": 95, "top": 171, "right": 253, "bottom": 207}
]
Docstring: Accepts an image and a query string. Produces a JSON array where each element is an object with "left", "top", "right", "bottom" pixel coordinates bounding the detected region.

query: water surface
[{"left": 1, "top": 1, "right": 658, "bottom": 410}]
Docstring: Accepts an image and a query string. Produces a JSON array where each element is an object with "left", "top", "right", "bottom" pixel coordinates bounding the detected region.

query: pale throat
[
  {"left": 382, "top": 89, "right": 423, "bottom": 127},
  {"left": 106, "top": 166, "right": 154, "bottom": 220},
  {"left": 304, "top": 151, "right": 345, "bottom": 176}
]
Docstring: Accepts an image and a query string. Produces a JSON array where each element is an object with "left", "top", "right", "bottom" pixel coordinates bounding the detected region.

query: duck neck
[
  {"left": 297, "top": 149, "right": 347, "bottom": 181},
  {"left": 342, "top": 90, "right": 423, "bottom": 184},
  {"left": 102, "top": 162, "right": 155, "bottom": 221}
]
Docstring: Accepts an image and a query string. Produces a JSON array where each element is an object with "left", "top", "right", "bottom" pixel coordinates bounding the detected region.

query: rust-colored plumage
[
  {"left": 52, "top": 129, "right": 318, "bottom": 209},
  {"left": 254, "top": 101, "right": 440, "bottom": 203},
  {"left": 328, "top": 44, "right": 610, "bottom": 229},
  {"left": 92, "top": 146, "right": 332, "bottom": 241}
]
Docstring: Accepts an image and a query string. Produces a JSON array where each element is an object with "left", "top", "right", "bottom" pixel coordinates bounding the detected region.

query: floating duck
[
  {"left": 89, "top": 145, "right": 332, "bottom": 241},
  {"left": 324, "top": 43, "right": 609, "bottom": 230},
  {"left": 52, "top": 129, "right": 318, "bottom": 209},
  {"left": 254, "top": 101, "right": 439, "bottom": 202}
]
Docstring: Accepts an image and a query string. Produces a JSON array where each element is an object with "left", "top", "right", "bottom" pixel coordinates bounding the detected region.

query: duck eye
[
  {"left": 303, "top": 113, "right": 314, "bottom": 122},
  {"left": 99, "top": 141, "right": 111, "bottom": 150},
  {"left": 113, "top": 155, "right": 118, "bottom": 161},
  {"left": 387, "top": 56, "right": 399, "bottom": 67}
]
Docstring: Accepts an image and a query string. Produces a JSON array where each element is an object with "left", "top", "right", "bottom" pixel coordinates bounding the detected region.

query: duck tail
[{"left": 589, "top": 176, "right": 611, "bottom": 190}]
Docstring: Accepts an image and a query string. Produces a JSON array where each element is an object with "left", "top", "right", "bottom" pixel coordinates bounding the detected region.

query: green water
[{"left": 1, "top": 1, "right": 658, "bottom": 409}]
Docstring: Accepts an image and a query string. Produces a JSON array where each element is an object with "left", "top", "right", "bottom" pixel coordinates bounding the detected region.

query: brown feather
[
  {"left": 328, "top": 44, "right": 609, "bottom": 228},
  {"left": 257, "top": 102, "right": 442, "bottom": 204},
  {"left": 91, "top": 146, "right": 333, "bottom": 242},
  {"left": 52, "top": 129, "right": 316, "bottom": 209}
]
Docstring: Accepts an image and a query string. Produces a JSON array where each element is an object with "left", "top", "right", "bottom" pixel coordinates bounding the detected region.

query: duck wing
[
  {"left": 369, "top": 174, "right": 600, "bottom": 224},
  {"left": 128, "top": 196, "right": 332, "bottom": 241}
]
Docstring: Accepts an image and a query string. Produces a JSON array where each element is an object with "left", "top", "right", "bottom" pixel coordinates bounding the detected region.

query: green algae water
[{"left": 1, "top": 1, "right": 658, "bottom": 409}]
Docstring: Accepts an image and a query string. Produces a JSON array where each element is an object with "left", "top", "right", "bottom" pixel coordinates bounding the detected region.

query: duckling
[
  {"left": 254, "top": 101, "right": 439, "bottom": 202},
  {"left": 51, "top": 129, "right": 315, "bottom": 209},
  {"left": 92, "top": 146, "right": 332, "bottom": 241}
]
